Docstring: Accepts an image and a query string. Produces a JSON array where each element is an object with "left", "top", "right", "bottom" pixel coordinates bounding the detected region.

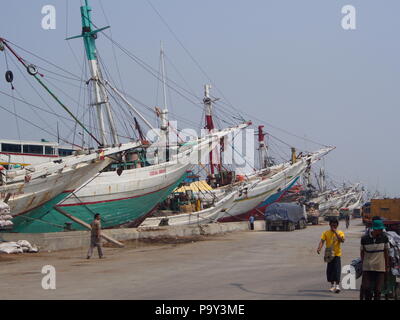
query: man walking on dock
[
  {"left": 87, "top": 213, "right": 104, "bottom": 259},
  {"left": 249, "top": 215, "right": 255, "bottom": 230},
  {"left": 317, "top": 219, "right": 345, "bottom": 293}
]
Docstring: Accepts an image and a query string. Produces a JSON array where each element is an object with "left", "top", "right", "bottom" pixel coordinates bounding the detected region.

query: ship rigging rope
[
  {"left": 39, "top": 73, "right": 84, "bottom": 89},
  {"left": 3, "top": 50, "right": 22, "bottom": 151},
  {"left": 33, "top": 65, "right": 83, "bottom": 83},
  {"left": 97, "top": 52, "right": 136, "bottom": 138},
  {"left": 12, "top": 87, "right": 67, "bottom": 138},
  {"left": 5, "top": 32, "right": 235, "bottom": 145},
  {"left": 231, "top": 134, "right": 257, "bottom": 175},
  {"left": 0, "top": 88, "right": 77, "bottom": 131},
  {"left": 269, "top": 142, "right": 289, "bottom": 163},
  {"left": 164, "top": 53, "right": 197, "bottom": 103},
  {"left": 0, "top": 102, "right": 80, "bottom": 148},
  {"left": 65, "top": 0, "right": 84, "bottom": 72},
  {"left": 104, "top": 86, "right": 138, "bottom": 138},
  {"left": 144, "top": 0, "right": 239, "bottom": 112},
  {"left": 66, "top": 0, "right": 89, "bottom": 149},
  {"left": 145, "top": 0, "right": 331, "bottom": 149},
  {"left": 216, "top": 99, "right": 331, "bottom": 149},
  {"left": 4, "top": 13, "right": 326, "bottom": 156},
  {"left": 3, "top": 29, "right": 324, "bottom": 160},
  {"left": 92, "top": 20, "right": 203, "bottom": 102},
  {"left": 70, "top": 49, "right": 88, "bottom": 148},
  {"left": 1, "top": 39, "right": 101, "bottom": 145},
  {"left": 6, "top": 50, "right": 75, "bottom": 134},
  {"left": 311, "top": 162, "right": 354, "bottom": 189},
  {"left": 72, "top": 55, "right": 92, "bottom": 148},
  {"left": 98, "top": 0, "right": 126, "bottom": 95},
  {"left": 4, "top": 39, "right": 82, "bottom": 81},
  {"left": 121, "top": 89, "right": 201, "bottom": 131},
  {"left": 0, "top": 89, "right": 132, "bottom": 143},
  {"left": 103, "top": 39, "right": 200, "bottom": 108},
  {"left": 90, "top": 21, "right": 231, "bottom": 126},
  {"left": 1, "top": 39, "right": 102, "bottom": 146},
  {"left": 97, "top": 25, "right": 324, "bottom": 150},
  {"left": 101, "top": 80, "right": 202, "bottom": 140}
]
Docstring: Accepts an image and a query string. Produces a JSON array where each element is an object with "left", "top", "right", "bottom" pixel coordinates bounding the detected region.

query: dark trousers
[
  {"left": 326, "top": 256, "right": 341, "bottom": 284},
  {"left": 249, "top": 222, "right": 254, "bottom": 230},
  {"left": 87, "top": 236, "right": 103, "bottom": 258},
  {"left": 345, "top": 216, "right": 350, "bottom": 229},
  {"left": 360, "top": 271, "right": 385, "bottom": 300}
]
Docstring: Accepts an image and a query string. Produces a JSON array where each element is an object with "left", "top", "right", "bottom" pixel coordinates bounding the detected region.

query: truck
[
  {"left": 339, "top": 208, "right": 350, "bottom": 220},
  {"left": 305, "top": 202, "right": 320, "bottom": 225},
  {"left": 352, "top": 208, "right": 362, "bottom": 219},
  {"left": 362, "top": 199, "right": 400, "bottom": 233},
  {"left": 324, "top": 206, "right": 340, "bottom": 222},
  {"left": 264, "top": 203, "right": 307, "bottom": 232}
]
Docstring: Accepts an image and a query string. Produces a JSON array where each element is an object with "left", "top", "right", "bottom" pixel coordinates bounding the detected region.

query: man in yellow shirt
[{"left": 317, "top": 219, "right": 345, "bottom": 293}]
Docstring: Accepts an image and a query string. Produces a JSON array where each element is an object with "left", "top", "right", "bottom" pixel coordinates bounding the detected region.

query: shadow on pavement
[{"left": 230, "top": 283, "right": 336, "bottom": 299}]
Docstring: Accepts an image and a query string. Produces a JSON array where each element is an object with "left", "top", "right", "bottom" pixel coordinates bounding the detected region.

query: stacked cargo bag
[
  {"left": 0, "top": 240, "right": 39, "bottom": 254},
  {"left": 0, "top": 201, "right": 13, "bottom": 231},
  {"left": 387, "top": 231, "right": 400, "bottom": 277},
  {"left": 350, "top": 258, "right": 363, "bottom": 279}
]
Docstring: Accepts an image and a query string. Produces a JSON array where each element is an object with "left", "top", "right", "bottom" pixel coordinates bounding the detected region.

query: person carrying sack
[{"left": 317, "top": 219, "right": 345, "bottom": 293}]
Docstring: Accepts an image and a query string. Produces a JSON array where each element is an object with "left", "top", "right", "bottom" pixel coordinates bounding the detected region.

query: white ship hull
[{"left": 140, "top": 191, "right": 236, "bottom": 227}]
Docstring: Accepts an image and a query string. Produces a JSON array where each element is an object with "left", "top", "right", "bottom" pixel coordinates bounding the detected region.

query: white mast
[
  {"left": 88, "top": 60, "right": 108, "bottom": 146},
  {"left": 319, "top": 167, "right": 326, "bottom": 192},
  {"left": 90, "top": 63, "right": 119, "bottom": 145},
  {"left": 161, "top": 42, "right": 168, "bottom": 116},
  {"left": 68, "top": 1, "right": 119, "bottom": 146},
  {"left": 160, "top": 43, "right": 169, "bottom": 133},
  {"left": 98, "top": 70, "right": 119, "bottom": 145},
  {"left": 160, "top": 42, "right": 169, "bottom": 161}
]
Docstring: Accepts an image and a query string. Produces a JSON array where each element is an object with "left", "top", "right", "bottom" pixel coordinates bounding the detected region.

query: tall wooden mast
[
  {"left": 203, "top": 84, "right": 217, "bottom": 174},
  {"left": 67, "top": 0, "right": 119, "bottom": 146},
  {"left": 257, "top": 125, "right": 269, "bottom": 169}
]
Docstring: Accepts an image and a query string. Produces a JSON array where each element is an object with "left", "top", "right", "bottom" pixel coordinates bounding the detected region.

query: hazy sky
[{"left": 0, "top": 0, "right": 398, "bottom": 196}]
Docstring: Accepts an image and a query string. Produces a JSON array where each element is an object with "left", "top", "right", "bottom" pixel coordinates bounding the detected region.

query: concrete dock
[{"left": 0, "top": 220, "right": 364, "bottom": 300}]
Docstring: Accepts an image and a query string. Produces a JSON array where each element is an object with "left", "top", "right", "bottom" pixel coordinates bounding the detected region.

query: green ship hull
[{"left": 9, "top": 175, "right": 186, "bottom": 233}]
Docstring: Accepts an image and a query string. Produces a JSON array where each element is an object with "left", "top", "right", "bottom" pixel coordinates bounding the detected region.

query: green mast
[
  {"left": 67, "top": 0, "right": 119, "bottom": 146},
  {"left": 67, "top": 0, "right": 109, "bottom": 60}
]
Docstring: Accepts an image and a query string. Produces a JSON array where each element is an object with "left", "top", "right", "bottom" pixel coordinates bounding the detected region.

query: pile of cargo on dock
[
  {"left": 0, "top": 240, "right": 38, "bottom": 254},
  {"left": 0, "top": 200, "right": 12, "bottom": 231}
]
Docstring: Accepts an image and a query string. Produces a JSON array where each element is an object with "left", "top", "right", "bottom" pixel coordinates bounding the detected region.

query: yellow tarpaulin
[{"left": 175, "top": 180, "right": 212, "bottom": 193}]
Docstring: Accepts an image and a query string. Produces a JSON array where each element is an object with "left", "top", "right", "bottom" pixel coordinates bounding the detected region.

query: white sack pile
[
  {"left": 0, "top": 240, "right": 39, "bottom": 254},
  {"left": 0, "top": 201, "right": 13, "bottom": 229}
]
